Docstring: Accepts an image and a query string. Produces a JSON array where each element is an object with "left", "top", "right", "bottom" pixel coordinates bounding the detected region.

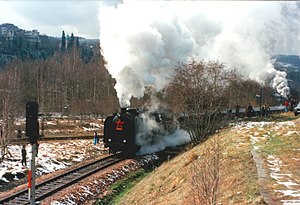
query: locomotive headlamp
[
  {"left": 108, "top": 138, "right": 112, "bottom": 142},
  {"left": 123, "top": 139, "right": 127, "bottom": 143}
]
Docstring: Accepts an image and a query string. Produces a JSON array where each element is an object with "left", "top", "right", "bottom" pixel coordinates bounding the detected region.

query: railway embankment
[{"left": 112, "top": 113, "right": 300, "bottom": 205}]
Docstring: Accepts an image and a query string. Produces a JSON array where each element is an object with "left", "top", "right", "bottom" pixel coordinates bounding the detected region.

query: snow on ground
[
  {"left": 268, "top": 155, "right": 300, "bottom": 205},
  {"left": 49, "top": 154, "right": 159, "bottom": 205},
  {"left": 82, "top": 122, "right": 103, "bottom": 131},
  {"left": 0, "top": 140, "right": 106, "bottom": 187},
  {"left": 231, "top": 120, "right": 300, "bottom": 204}
]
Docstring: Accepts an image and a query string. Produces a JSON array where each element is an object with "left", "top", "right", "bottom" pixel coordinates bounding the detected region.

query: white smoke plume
[
  {"left": 133, "top": 108, "right": 190, "bottom": 155},
  {"left": 98, "top": 1, "right": 299, "bottom": 153},
  {"left": 137, "top": 129, "right": 190, "bottom": 155},
  {"left": 99, "top": 1, "right": 300, "bottom": 105},
  {"left": 272, "top": 72, "right": 290, "bottom": 99},
  {"left": 263, "top": 62, "right": 290, "bottom": 98}
]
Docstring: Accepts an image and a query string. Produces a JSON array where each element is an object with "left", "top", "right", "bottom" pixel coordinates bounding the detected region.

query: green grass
[
  {"left": 271, "top": 115, "right": 297, "bottom": 122},
  {"left": 242, "top": 114, "right": 297, "bottom": 123},
  {"left": 259, "top": 132, "right": 299, "bottom": 157},
  {"left": 261, "top": 135, "right": 285, "bottom": 156},
  {"left": 244, "top": 161, "right": 261, "bottom": 202},
  {"left": 95, "top": 168, "right": 150, "bottom": 205}
]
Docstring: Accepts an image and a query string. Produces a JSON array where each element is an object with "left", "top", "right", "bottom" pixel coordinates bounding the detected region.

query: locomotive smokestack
[{"left": 121, "top": 108, "right": 127, "bottom": 114}]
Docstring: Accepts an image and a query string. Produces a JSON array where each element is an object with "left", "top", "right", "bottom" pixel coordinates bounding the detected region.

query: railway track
[
  {"left": 0, "top": 154, "right": 124, "bottom": 205},
  {"left": 9, "top": 106, "right": 286, "bottom": 145},
  {"left": 9, "top": 135, "right": 104, "bottom": 145}
]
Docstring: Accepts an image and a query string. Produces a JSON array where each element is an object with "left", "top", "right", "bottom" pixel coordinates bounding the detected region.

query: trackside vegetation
[{"left": 95, "top": 168, "right": 151, "bottom": 205}]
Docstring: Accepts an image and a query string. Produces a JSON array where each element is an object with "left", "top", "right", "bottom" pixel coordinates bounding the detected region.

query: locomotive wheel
[
  {"left": 109, "top": 147, "right": 117, "bottom": 155},
  {"left": 109, "top": 147, "right": 113, "bottom": 154}
]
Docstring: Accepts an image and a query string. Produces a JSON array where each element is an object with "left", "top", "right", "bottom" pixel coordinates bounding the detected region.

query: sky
[
  {"left": 98, "top": 1, "right": 299, "bottom": 106},
  {"left": 0, "top": 0, "right": 121, "bottom": 39},
  {"left": 0, "top": 0, "right": 299, "bottom": 104},
  {"left": 0, "top": 1, "right": 299, "bottom": 41}
]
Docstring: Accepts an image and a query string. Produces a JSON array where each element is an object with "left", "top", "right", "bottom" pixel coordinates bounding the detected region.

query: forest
[
  {"left": 0, "top": 39, "right": 283, "bottom": 161},
  {"left": 0, "top": 39, "right": 281, "bottom": 142}
]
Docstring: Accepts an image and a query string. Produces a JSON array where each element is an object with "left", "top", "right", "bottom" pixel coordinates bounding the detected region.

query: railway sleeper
[
  {"left": 17, "top": 194, "right": 28, "bottom": 198},
  {"left": 16, "top": 196, "right": 28, "bottom": 200},
  {"left": 37, "top": 186, "right": 52, "bottom": 191},
  {"left": 61, "top": 176, "right": 76, "bottom": 181},
  {"left": 49, "top": 182, "right": 63, "bottom": 187},
  {"left": 69, "top": 174, "right": 83, "bottom": 180},
  {"left": 77, "top": 169, "right": 89, "bottom": 173},
  {"left": 68, "top": 172, "right": 85, "bottom": 178},
  {"left": 7, "top": 202, "right": 22, "bottom": 205},
  {"left": 53, "top": 179, "right": 65, "bottom": 183},
  {"left": 14, "top": 199, "right": 28, "bottom": 203},
  {"left": 35, "top": 194, "right": 44, "bottom": 198},
  {"left": 68, "top": 172, "right": 82, "bottom": 177},
  {"left": 13, "top": 197, "right": 28, "bottom": 202},
  {"left": 51, "top": 180, "right": 64, "bottom": 184},
  {"left": 37, "top": 186, "right": 50, "bottom": 191},
  {"left": 51, "top": 182, "right": 68, "bottom": 188},
  {"left": 36, "top": 190, "right": 45, "bottom": 194},
  {"left": 60, "top": 177, "right": 74, "bottom": 182}
]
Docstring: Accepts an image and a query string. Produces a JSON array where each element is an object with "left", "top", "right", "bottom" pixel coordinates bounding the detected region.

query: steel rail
[
  {"left": 0, "top": 154, "right": 123, "bottom": 205},
  {"left": 9, "top": 135, "right": 104, "bottom": 145}
]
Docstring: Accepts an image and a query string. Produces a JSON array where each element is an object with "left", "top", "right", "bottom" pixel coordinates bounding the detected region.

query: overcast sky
[{"left": 0, "top": 0, "right": 120, "bottom": 39}]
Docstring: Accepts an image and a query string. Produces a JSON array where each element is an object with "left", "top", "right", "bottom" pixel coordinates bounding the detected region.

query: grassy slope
[{"left": 113, "top": 113, "right": 299, "bottom": 205}]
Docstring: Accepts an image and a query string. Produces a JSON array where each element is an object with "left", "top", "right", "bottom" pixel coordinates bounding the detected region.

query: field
[{"left": 0, "top": 117, "right": 106, "bottom": 193}]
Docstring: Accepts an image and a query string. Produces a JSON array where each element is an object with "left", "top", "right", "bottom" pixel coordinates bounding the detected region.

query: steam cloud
[
  {"left": 138, "top": 129, "right": 190, "bottom": 155},
  {"left": 263, "top": 62, "right": 290, "bottom": 98},
  {"left": 134, "top": 109, "right": 190, "bottom": 155},
  {"left": 98, "top": 1, "right": 300, "bottom": 153},
  {"left": 99, "top": 1, "right": 299, "bottom": 106}
]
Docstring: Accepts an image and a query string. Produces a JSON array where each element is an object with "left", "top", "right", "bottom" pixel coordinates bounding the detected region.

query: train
[
  {"left": 103, "top": 107, "right": 178, "bottom": 155},
  {"left": 103, "top": 104, "right": 290, "bottom": 155}
]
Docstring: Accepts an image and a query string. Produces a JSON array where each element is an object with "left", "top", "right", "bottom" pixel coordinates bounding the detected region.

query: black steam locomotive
[{"left": 103, "top": 107, "right": 177, "bottom": 155}]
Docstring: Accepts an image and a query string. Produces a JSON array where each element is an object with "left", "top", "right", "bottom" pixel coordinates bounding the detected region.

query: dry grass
[
  {"left": 217, "top": 129, "right": 263, "bottom": 204},
  {"left": 252, "top": 114, "right": 300, "bottom": 202},
  {"left": 117, "top": 125, "right": 263, "bottom": 204},
  {"left": 42, "top": 118, "right": 103, "bottom": 137},
  {"left": 117, "top": 113, "right": 300, "bottom": 205}
]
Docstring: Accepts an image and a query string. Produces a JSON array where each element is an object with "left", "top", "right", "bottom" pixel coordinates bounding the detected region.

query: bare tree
[
  {"left": 224, "top": 72, "right": 277, "bottom": 110},
  {"left": 0, "top": 42, "right": 119, "bottom": 120},
  {"left": 187, "top": 136, "right": 221, "bottom": 205},
  {"left": 0, "top": 68, "right": 18, "bottom": 162},
  {"left": 167, "top": 60, "right": 234, "bottom": 143}
]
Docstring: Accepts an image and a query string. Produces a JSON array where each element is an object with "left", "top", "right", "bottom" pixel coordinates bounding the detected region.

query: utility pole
[
  {"left": 26, "top": 102, "right": 39, "bottom": 205},
  {"left": 259, "top": 87, "right": 263, "bottom": 116},
  {"left": 256, "top": 87, "right": 263, "bottom": 116},
  {"left": 28, "top": 143, "right": 37, "bottom": 204}
]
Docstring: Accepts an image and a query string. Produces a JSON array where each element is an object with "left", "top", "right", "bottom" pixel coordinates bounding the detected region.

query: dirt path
[
  {"left": 245, "top": 118, "right": 300, "bottom": 205},
  {"left": 251, "top": 149, "right": 281, "bottom": 205}
]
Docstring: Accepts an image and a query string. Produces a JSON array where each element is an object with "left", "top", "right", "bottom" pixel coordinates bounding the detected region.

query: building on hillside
[
  {"left": 24, "top": 30, "right": 41, "bottom": 46},
  {"left": 2, "top": 25, "right": 41, "bottom": 49},
  {"left": 0, "top": 27, "right": 8, "bottom": 36},
  {"left": 0, "top": 23, "right": 19, "bottom": 37}
]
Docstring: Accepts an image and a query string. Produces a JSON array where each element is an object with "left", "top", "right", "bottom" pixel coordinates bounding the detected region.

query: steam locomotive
[{"left": 103, "top": 107, "right": 178, "bottom": 155}]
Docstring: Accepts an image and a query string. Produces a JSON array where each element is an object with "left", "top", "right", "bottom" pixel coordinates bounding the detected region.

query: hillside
[
  {"left": 115, "top": 113, "right": 300, "bottom": 204},
  {"left": 0, "top": 23, "right": 99, "bottom": 66}
]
